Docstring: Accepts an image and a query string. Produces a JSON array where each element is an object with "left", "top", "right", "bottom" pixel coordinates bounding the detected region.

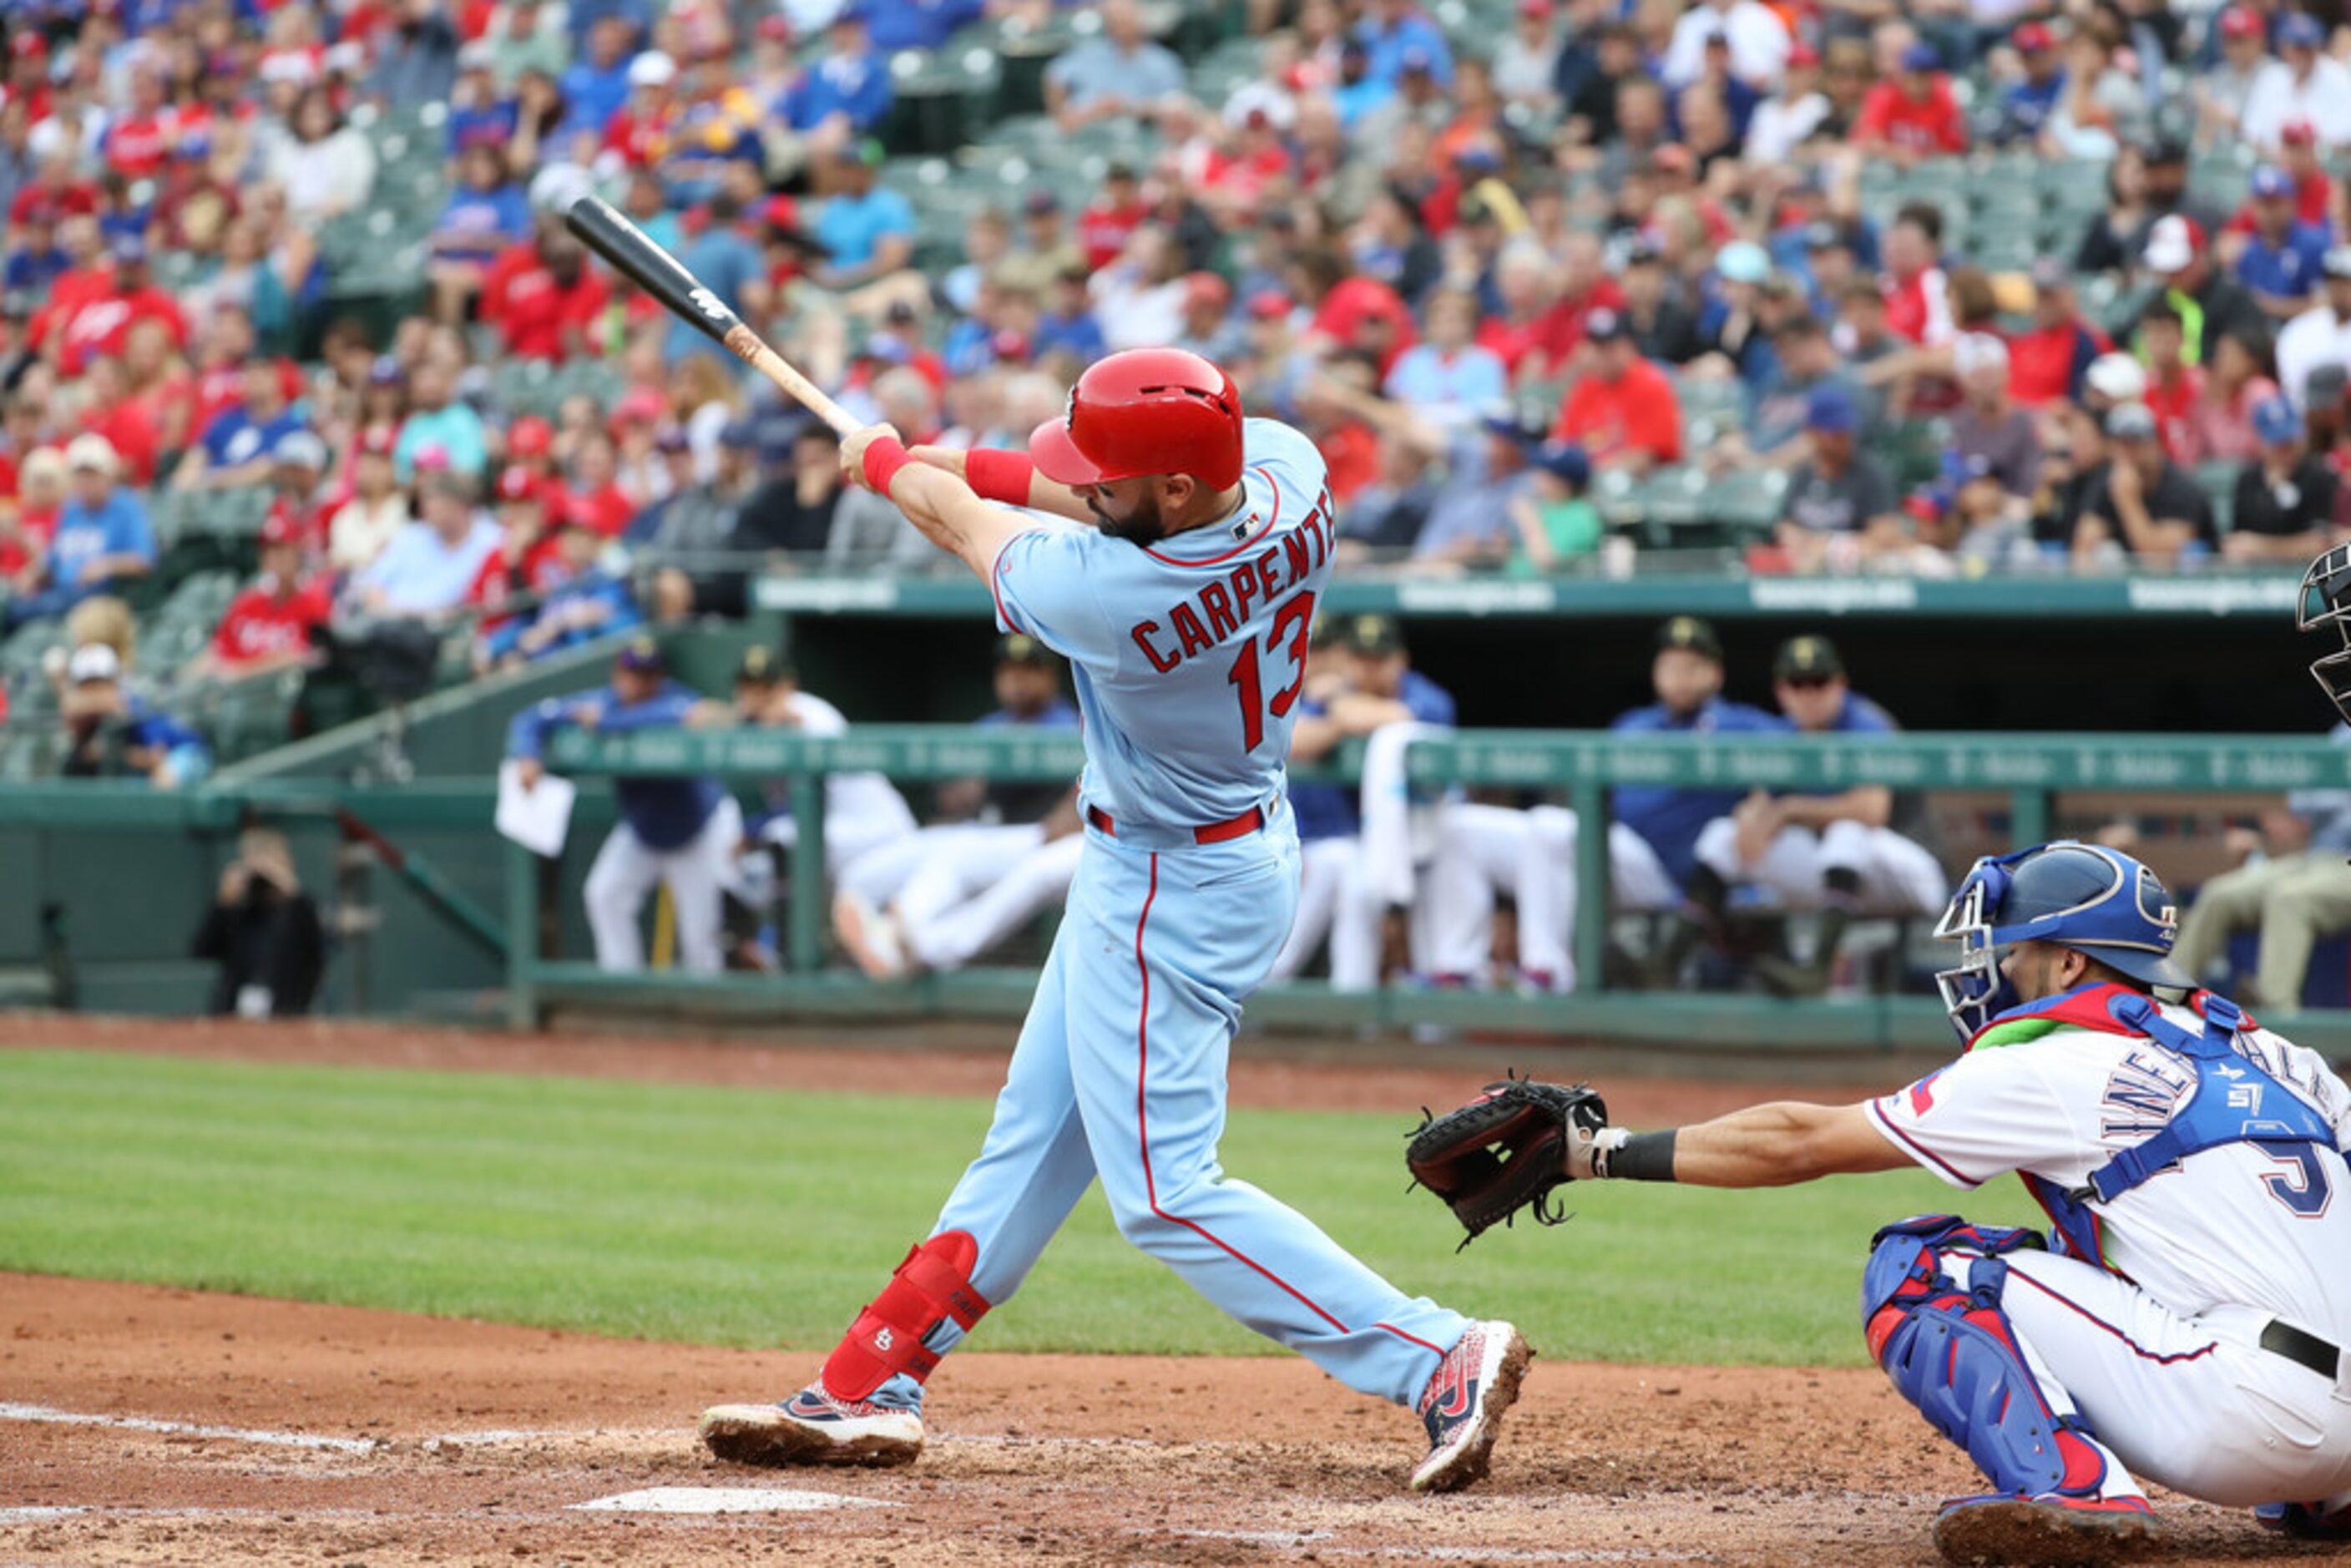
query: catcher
[{"left": 1411, "top": 840, "right": 2351, "bottom": 1568}]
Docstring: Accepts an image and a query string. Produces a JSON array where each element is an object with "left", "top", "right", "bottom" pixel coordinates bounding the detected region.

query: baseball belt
[{"left": 2261, "top": 1319, "right": 2343, "bottom": 1381}]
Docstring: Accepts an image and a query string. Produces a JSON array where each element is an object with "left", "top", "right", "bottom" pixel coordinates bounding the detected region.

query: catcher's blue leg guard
[{"left": 1860, "top": 1215, "right": 2120, "bottom": 1504}]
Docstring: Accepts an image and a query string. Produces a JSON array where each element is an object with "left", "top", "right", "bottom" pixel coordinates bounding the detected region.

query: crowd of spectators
[{"left": 8, "top": 0, "right": 2351, "bottom": 771}]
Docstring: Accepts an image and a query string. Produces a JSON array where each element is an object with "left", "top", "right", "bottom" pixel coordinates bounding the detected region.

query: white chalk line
[
  {"left": 571, "top": 1485, "right": 896, "bottom": 1514},
  {"left": 0, "top": 1404, "right": 674, "bottom": 1454},
  {"left": 0, "top": 1403, "right": 376, "bottom": 1454}
]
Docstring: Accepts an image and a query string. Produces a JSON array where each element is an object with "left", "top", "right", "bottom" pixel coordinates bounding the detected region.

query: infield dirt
[{"left": 0, "top": 1016, "right": 2339, "bottom": 1565}]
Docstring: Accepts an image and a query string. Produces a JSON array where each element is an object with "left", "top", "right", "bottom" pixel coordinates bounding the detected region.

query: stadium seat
[
  {"left": 2193, "top": 460, "right": 2237, "bottom": 535},
  {"left": 1706, "top": 468, "right": 1790, "bottom": 533},
  {"left": 1642, "top": 465, "right": 1707, "bottom": 529},
  {"left": 1591, "top": 468, "right": 1650, "bottom": 530}
]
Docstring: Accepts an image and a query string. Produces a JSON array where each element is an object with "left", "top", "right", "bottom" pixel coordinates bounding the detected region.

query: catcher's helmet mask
[
  {"left": 2299, "top": 541, "right": 2351, "bottom": 721},
  {"left": 1934, "top": 841, "right": 2190, "bottom": 1041}
]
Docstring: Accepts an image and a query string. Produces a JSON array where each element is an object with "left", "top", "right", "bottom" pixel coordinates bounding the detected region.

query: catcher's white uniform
[{"left": 1870, "top": 994, "right": 2351, "bottom": 1510}]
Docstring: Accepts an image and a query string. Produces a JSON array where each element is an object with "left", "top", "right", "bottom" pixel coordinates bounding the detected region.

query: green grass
[{"left": 0, "top": 1049, "right": 2031, "bottom": 1366}]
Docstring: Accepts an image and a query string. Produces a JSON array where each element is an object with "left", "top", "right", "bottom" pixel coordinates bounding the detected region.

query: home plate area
[{"left": 3, "top": 1277, "right": 2340, "bottom": 1567}]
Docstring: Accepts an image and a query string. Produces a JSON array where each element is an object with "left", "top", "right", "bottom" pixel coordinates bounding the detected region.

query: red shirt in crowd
[
  {"left": 1529, "top": 280, "right": 1628, "bottom": 375},
  {"left": 59, "top": 285, "right": 190, "bottom": 372},
  {"left": 2145, "top": 365, "right": 2206, "bottom": 462},
  {"left": 8, "top": 177, "right": 97, "bottom": 228},
  {"left": 1853, "top": 78, "right": 1969, "bottom": 156},
  {"left": 78, "top": 396, "right": 161, "bottom": 485},
  {"left": 2007, "top": 319, "right": 2108, "bottom": 407},
  {"left": 1076, "top": 198, "right": 1146, "bottom": 273},
  {"left": 599, "top": 105, "right": 674, "bottom": 168},
  {"left": 558, "top": 483, "right": 636, "bottom": 539},
  {"left": 1882, "top": 266, "right": 1952, "bottom": 346},
  {"left": 1556, "top": 357, "right": 1684, "bottom": 465},
  {"left": 479, "top": 242, "right": 613, "bottom": 362},
  {"left": 467, "top": 532, "right": 568, "bottom": 639},
  {"left": 1315, "top": 420, "right": 1381, "bottom": 507},
  {"left": 212, "top": 574, "right": 332, "bottom": 669},
  {"left": 1311, "top": 276, "right": 1416, "bottom": 375},
  {"left": 0, "top": 499, "right": 57, "bottom": 578},
  {"left": 1197, "top": 143, "right": 1294, "bottom": 210}
]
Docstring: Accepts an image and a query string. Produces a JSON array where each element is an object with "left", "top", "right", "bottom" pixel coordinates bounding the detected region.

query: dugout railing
[{"left": 516, "top": 726, "right": 2351, "bottom": 1051}]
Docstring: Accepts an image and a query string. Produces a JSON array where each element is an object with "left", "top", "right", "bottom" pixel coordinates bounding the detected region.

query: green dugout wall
[{"left": 9, "top": 691, "right": 2349, "bottom": 1051}]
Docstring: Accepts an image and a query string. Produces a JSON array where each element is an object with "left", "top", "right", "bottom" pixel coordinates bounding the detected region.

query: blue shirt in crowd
[
  {"left": 1610, "top": 695, "right": 1790, "bottom": 887},
  {"left": 1354, "top": 9, "right": 1453, "bottom": 85},
  {"left": 2237, "top": 221, "right": 2333, "bottom": 302},
  {"left": 483, "top": 571, "right": 641, "bottom": 664},
  {"left": 556, "top": 57, "right": 633, "bottom": 138},
  {"left": 48, "top": 488, "right": 156, "bottom": 596},
  {"left": 200, "top": 405, "right": 306, "bottom": 470},
  {"left": 862, "top": 0, "right": 985, "bottom": 51},
  {"left": 356, "top": 518, "right": 499, "bottom": 614},
  {"left": 1034, "top": 308, "right": 1108, "bottom": 365},
  {"left": 1382, "top": 344, "right": 1507, "bottom": 415},
  {"left": 784, "top": 50, "right": 893, "bottom": 131},
  {"left": 816, "top": 185, "right": 916, "bottom": 272},
  {"left": 508, "top": 678, "right": 725, "bottom": 850}
]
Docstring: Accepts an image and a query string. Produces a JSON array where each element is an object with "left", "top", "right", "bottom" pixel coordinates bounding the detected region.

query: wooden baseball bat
[{"left": 564, "top": 195, "right": 861, "bottom": 438}]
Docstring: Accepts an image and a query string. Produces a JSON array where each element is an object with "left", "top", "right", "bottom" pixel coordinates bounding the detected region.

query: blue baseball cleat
[
  {"left": 1408, "top": 1320, "right": 1531, "bottom": 1494},
  {"left": 699, "top": 1383, "right": 924, "bottom": 1469},
  {"left": 1933, "top": 1493, "right": 2161, "bottom": 1565}
]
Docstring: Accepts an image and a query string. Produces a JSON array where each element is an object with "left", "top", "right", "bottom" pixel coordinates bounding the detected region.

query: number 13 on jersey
[{"left": 1226, "top": 590, "right": 1317, "bottom": 751}]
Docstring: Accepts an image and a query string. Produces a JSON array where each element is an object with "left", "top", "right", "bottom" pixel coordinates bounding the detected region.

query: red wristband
[
  {"left": 964, "top": 448, "right": 1036, "bottom": 506},
  {"left": 861, "top": 435, "right": 912, "bottom": 494}
]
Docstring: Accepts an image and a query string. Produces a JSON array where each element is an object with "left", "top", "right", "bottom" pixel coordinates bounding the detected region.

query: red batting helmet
[{"left": 1029, "top": 347, "right": 1244, "bottom": 491}]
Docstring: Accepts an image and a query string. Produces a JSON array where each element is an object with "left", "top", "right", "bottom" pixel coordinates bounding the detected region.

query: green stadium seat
[
  {"left": 2193, "top": 460, "right": 2237, "bottom": 535},
  {"left": 0, "top": 619, "right": 60, "bottom": 680},
  {"left": 1970, "top": 224, "right": 2040, "bottom": 273},
  {"left": 1642, "top": 465, "right": 1707, "bottom": 528},
  {"left": 1591, "top": 468, "right": 1649, "bottom": 529},
  {"left": 1883, "top": 420, "right": 1955, "bottom": 490},
  {"left": 1706, "top": 468, "right": 1790, "bottom": 532},
  {"left": 979, "top": 13, "right": 1071, "bottom": 119}
]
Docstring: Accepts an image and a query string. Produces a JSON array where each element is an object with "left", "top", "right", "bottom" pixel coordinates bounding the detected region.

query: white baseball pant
[
  {"left": 1990, "top": 1248, "right": 2351, "bottom": 1510},
  {"left": 1268, "top": 834, "right": 1384, "bottom": 990},
  {"left": 1424, "top": 803, "right": 1679, "bottom": 991},
  {"left": 1694, "top": 817, "right": 1947, "bottom": 913},
  {"left": 584, "top": 796, "right": 742, "bottom": 974},
  {"left": 902, "top": 832, "right": 1086, "bottom": 971},
  {"left": 756, "top": 785, "right": 920, "bottom": 874},
  {"left": 834, "top": 822, "right": 1044, "bottom": 912}
]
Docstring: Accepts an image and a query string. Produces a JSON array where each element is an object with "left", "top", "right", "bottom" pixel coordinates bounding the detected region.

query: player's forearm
[
  {"left": 917, "top": 444, "right": 1094, "bottom": 522},
  {"left": 1777, "top": 786, "right": 1890, "bottom": 829},
  {"left": 882, "top": 463, "right": 1033, "bottom": 579},
  {"left": 1589, "top": 1101, "right": 1863, "bottom": 1188}
]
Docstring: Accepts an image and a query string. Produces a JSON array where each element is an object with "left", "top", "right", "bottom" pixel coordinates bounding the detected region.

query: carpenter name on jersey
[{"left": 1127, "top": 486, "right": 1336, "bottom": 675}]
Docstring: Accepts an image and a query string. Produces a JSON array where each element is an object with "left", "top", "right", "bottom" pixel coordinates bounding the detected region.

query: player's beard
[{"left": 1087, "top": 490, "right": 1166, "bottom": 546}]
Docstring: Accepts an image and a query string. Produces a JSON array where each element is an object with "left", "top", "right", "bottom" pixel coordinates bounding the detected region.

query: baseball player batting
[
  {"left": 700, "top": 347, "right": 1528, "bottom": 1492},
  {"left": 1412, "top": 840, "right": 2351, "bottom": 1565}
]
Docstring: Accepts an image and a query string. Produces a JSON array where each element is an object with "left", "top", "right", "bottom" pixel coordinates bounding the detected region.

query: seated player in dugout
[
  {"left": 1429, "top": 840, "right": 2351, "bottom": 1565},
  {"left": 1655, "top": 635, "right": 1949, "bottom": 997}
]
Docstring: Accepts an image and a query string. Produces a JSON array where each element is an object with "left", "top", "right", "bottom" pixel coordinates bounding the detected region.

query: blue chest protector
[
  {"left": 2004, "top": 988, "right": 2339, "bottom": 1264},
  {"left": 2086, "top": 991, "right": 2337, "bottom": 1198}
]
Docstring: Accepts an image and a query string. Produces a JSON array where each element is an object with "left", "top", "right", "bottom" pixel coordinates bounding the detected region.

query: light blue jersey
[
  {"left": 841, "top": 411, "right": 1470, "bottom": 1424},
  {"left": 988, "top": 418, "right": 1337, "bottom": 834}
]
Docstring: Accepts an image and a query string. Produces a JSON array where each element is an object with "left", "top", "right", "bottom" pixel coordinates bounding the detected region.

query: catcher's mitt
[{"left": 1406, "top": 1075, "right": 1607, "bottom": 1247}]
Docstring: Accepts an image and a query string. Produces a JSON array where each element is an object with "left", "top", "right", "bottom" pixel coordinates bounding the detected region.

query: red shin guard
[{"left": 822, "top": 1231, "right": 991, "bottom": 1400}]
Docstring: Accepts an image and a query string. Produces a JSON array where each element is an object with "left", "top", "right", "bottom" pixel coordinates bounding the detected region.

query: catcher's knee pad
[
  {"left": 822, "top": 1231, "right": 991, "bottom": 1401},
  {"left": 1861, "top": 1216, "right": 2108, "bottom": 1501}
]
